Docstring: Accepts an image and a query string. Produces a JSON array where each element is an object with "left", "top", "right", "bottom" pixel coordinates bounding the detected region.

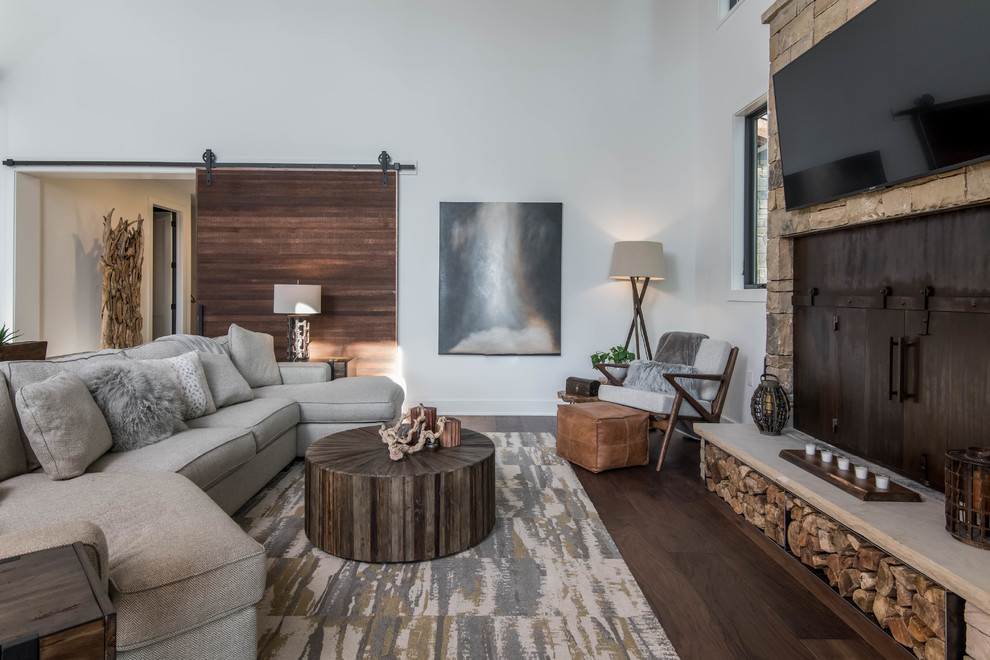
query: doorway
[{"left": 152, "top": 206, "right": 178, "bottom": 339}]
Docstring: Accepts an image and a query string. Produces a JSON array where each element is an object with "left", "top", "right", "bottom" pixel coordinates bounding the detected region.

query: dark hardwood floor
[{"left": 459, "top": 415, "right": 901, "bottom": 660}]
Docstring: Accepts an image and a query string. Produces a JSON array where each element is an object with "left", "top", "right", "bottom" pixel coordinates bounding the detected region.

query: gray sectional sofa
[{"left": 0, "top": 327, "right": 404, "bottom": 658}]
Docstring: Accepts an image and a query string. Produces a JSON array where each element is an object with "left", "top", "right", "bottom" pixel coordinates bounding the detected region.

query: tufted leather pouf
[{"left": 556, "top": 402, "right": 649, "bottom": 473}]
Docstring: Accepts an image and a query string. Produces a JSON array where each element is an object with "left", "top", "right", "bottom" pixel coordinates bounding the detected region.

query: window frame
[{"left": 743, "top": 103, "right": 769, "bottom": 290}]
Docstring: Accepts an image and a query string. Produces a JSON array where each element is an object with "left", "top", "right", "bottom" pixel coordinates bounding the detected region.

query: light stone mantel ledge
[{"left": 695, "top": 422, "right": 990, "bottom": 615}]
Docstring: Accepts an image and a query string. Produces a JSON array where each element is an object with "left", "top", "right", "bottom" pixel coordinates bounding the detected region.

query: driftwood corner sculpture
[{"left": 100, "top": 209, "right": 145, "bottom": 349}]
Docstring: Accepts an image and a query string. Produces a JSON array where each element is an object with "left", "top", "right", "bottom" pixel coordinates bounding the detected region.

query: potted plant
[
  {"left": 590, "top": 345, "right": 636, "bottom": 384},
  {"left": 0, "top": 323, "right": 48, "bottom": 361}
]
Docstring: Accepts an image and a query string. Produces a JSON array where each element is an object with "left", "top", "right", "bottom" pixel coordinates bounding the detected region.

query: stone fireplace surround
[
  {"left": 690, "top": 1, "right": 990, "bottom": 658},
  {"left": 760, "top": 0, "right": 990, "bottom": 398}
]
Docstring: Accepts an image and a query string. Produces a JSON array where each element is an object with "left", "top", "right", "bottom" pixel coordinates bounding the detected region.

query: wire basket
[{"left": 945, "top": 447, "right": 990, "bottom": 550}]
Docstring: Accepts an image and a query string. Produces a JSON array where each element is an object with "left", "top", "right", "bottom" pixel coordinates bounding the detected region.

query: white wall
[
  {"left": 692, "top": 0, "right": 774, "bottom": 421},
  {"left": 0, "top": 0, "right": 708, "bottom": 412},
  {"left": 14, "top": 176, "right": 194, "bottom": 356},
  {"left": 0, "top": 0, "right": 772, "bottom": 416}
]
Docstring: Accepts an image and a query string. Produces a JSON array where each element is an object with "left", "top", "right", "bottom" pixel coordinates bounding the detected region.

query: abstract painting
[{"left": 439, "top": 202, "right": 562, "bottom": 355}]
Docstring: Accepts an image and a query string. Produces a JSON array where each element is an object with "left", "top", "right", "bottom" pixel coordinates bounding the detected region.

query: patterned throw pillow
[{"left": 162, "top": 352, "right": 216, "bottom": 419}]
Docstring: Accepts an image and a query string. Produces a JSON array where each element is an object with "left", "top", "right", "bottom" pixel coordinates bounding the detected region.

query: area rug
[{"left": 234, "top": 431, "right": 678, "bottom": 659}]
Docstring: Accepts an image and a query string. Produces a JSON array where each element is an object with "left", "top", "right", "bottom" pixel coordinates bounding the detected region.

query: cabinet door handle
[
  {"left": 888, "top": 337, "right": 899, "bottom": 401},
  {"left": 900, "top": 337, "right": 914, "bottom": 402},
  {"left": 897, "top": 337, "right": 908, "bottom": 403}
]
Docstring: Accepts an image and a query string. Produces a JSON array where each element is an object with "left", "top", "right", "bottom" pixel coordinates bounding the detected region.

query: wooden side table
[
  {"left": 322, "top": 357, "right": 354, "bottom": 380},
  {"left": 0, "top": 542, "right": 116, "bottom": 659}
]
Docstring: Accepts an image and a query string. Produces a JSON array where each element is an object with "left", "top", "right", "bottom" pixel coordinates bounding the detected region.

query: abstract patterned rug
[{"left": 234, "top": 432, "right": 678, "bottom": 659}]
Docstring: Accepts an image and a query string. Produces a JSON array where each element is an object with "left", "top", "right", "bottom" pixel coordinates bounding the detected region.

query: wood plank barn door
[{"left": 195, "top": 169, "right": 397, "bottom": 376}]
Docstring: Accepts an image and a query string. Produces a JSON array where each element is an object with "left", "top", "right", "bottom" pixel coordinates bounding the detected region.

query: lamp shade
[
  {"left": 608, "top": 241, "right": 665, "bottom": 279},
  {"left": 273, "top": 284, "right": 322, "bottom": 315}
]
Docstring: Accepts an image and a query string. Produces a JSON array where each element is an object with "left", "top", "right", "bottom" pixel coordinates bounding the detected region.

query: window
[
  {"left": 743, "top": 104, "right": 769, "bottom": 288},
  {"left": 720, "top": 0, "right": 743, "bottom": 20}
]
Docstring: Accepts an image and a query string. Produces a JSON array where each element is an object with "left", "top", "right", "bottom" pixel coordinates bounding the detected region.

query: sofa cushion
[
  {"left": 227, "top": 324, "right": 281, "bottom": 387},
  {"left": 598, "top": 384, "right": 713, "bottom": 417},
  {"left": 88, "top": 427, "right": 255, "bottom": 491},
  {"left": 198, "top": 352, "right": 253, "bottom": 408},
  {"left": 252, "top": 376, "right": 404, "bottom": 424},
  {"left": 693, "top": 339, "right": 733, "bottom": 401},
  {"left": 0, "top": 377, "right": 26, "bottom": 481},
  {"left": 121, "top": 340, "right": 186, "bottom": 360},
  {"left": 15, "top": 371, "right": 113, "bottom": 480},
  {"left": 163, "top": 352, "right": 216, "bottom": 419},
  {"left": 0, "top": 471, "right": 265, "bottom": 652},
  {"left": 79, "top": 360, "right": 187, "bottom": 452},
  {"left": 187, "top": 398, "right": 298, "bottom": 453}
]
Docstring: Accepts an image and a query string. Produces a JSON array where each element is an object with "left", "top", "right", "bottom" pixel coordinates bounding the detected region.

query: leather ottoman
[{"left": 556, "top": 402, "right": 649, "bottom": 473}]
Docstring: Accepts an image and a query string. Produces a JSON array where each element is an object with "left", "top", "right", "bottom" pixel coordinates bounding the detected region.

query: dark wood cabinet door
[
  {"left": 794, "top": 305, "right": 837, "bottom": 443},
  {"left": 860, "top": 310, "right": 905, "bottom": 472},
  {"left": 795, "top": 307, "right": 904, "bottom": 471},
  {"left": 902, "top": 311, "right": 990, "bottom": 490}
]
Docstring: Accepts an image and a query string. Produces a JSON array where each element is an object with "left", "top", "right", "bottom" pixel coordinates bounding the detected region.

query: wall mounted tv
[{"left": 773, "top": 0, "right": 990, "bottom": 210}]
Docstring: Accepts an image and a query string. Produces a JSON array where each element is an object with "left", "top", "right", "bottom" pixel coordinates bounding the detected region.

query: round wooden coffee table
[{"left": 304, "top": 426, "right": 496, "bottom": 562}]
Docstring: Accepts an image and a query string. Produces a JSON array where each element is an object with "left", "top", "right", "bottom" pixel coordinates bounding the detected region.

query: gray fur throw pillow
[
  {"left": 79, "top": 360, "right": 187, "bottom": 452},
  {"left": 623, "top": 360, "right": 703, "bottom": 399}
]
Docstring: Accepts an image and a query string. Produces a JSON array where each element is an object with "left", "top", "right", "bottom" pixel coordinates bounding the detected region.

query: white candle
[
  {"left": 875, "top": 475, "right": 890, "bottom": 489},
  {"left": 821, "top": 450, "right": 833, "bottom": 463},
  {"left": 805, "top": 443, "right": 816, "bottom": 456},
  {"left": 854, "top": 465, "right": 869, "bottom": 479},
  {"left": 837, "top": 456, "right": 850, "bottom": 470}
]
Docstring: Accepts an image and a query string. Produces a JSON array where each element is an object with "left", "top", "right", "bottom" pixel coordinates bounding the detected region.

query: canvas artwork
[{"left": 439, "top": 202, "right": 562, "bottom": 355}]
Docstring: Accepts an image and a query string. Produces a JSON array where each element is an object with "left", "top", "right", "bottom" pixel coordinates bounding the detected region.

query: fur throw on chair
[{"left": 623, "top": 360, "right": 703, "bottom": 399}]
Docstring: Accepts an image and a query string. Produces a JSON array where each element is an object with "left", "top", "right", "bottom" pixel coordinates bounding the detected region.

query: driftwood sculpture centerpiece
[
  {"left": 100, "top": 209, "right": 145, "bottom": 349},
  {"left": 380, "top": 403, "right": 450, "bottom": 461}
]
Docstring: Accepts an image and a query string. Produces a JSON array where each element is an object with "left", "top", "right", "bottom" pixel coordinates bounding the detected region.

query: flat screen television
[{"left": 773, "top": 0, "right": 990, "bottom": 210}]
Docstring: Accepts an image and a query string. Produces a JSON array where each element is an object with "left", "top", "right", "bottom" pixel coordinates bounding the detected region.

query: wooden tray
[{"left": 779, "top": 449, "right": 923, "bottom": 502}]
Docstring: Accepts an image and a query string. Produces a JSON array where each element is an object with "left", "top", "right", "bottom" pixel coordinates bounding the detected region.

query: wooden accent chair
[{"left": 596, "top": 338, "right": 739, "bottom": 473}]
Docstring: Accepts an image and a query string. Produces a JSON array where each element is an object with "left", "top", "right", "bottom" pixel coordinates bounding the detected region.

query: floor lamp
[
  {"left": 608, "top": 241, "right": 665, "bottom": 360},
  {"left": 274, "top": 284, "right": 322, "bottom": 361}
]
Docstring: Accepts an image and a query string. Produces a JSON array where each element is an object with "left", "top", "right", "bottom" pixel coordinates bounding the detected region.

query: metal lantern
[
  {"left": 945, "top": 447, "right": 990, "bottom": 550},
  {"left": 751, "top": 372, "right": 790, "bottom": 436}
]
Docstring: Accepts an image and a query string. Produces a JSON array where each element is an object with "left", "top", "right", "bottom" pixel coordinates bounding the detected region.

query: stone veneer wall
[{"left": 760, "top": 0, "right": 990, "bottom": 396}]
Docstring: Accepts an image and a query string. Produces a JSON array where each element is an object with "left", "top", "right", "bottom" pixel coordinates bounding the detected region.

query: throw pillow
[
  {"left": 197, "top": 351, "right": 254, "bottom": 408},
  {"left": 227, "top": 323, "right": 282, "bottom": 388},
  {"left": 162, "top": 352, "right": 216, "bottom": 419},
  {"left": 623, "top": 360, "right": 703, "bottom": 400},
  {"left": 79, "top": 360, "right": 187, "bottom": 452},
  {"left": 14, "top": 371, "right": 113, "bottom": 480}
]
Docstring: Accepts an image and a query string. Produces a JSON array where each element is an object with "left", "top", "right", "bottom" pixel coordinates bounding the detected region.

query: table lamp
[
  {"left": 608, "top": 241, "right": 665, "bottom": 360},
  {"left": 274, "top": 284, "right": 322, "bottom": 361}
]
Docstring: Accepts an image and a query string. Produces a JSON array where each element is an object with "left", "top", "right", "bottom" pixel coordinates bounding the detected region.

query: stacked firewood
[
  {"left": 705, "top": 444, "right": 947, "bottom": 660},
  {"left": 100, "top": 209, "right": 144, "bottom": 349},
  {"left": 705, "top": 447, "right": 790, "bottom": 547}
]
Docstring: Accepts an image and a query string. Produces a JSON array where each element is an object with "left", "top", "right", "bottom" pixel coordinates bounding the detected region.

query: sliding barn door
[{"left": 195, "top": 169, "right": 397, "bottom": 377}]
